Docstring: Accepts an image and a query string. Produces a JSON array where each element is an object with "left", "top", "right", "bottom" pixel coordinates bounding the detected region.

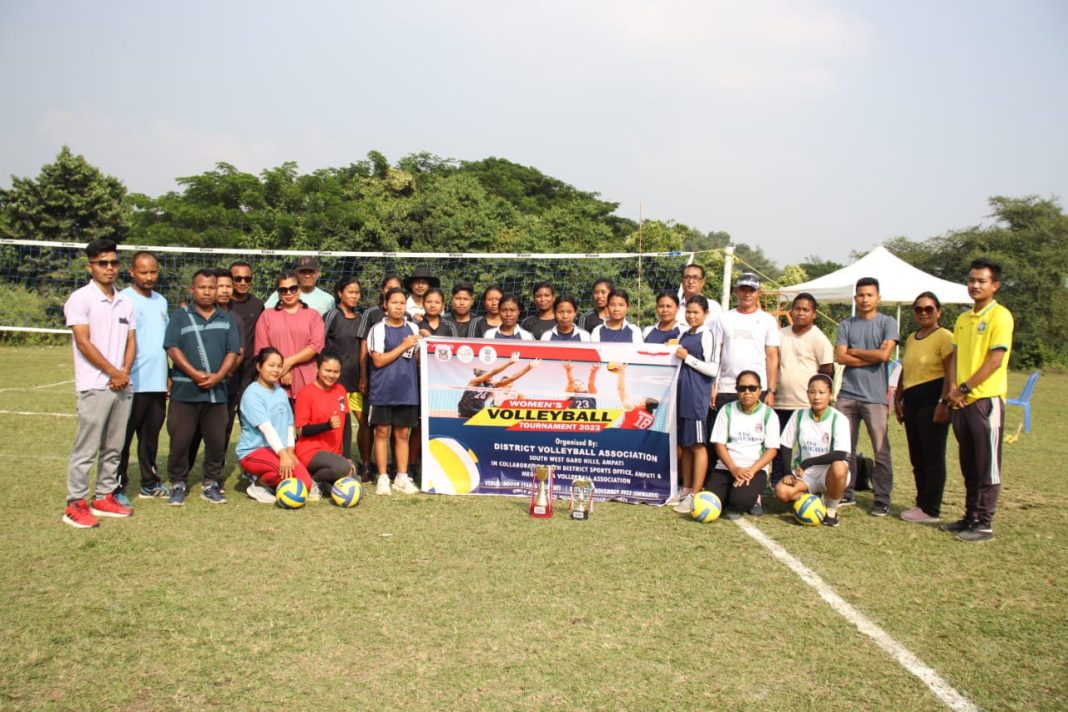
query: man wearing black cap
[
  {"left": 403, "top": 266, "right": 439, "bottom": 322},
  {"left": 263, "top": 256, "right": 334, "bottom": 316}
]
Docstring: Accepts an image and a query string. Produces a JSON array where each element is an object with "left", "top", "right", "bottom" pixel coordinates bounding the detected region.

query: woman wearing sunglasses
[
  {"left": 707, "top": 370, "right": 779, "bottom": 518},
  {"left": 253, "top": 270, "right": 325, "bottom": 404},
  {"left": 893, "top": 291, "right": 953, "bottom": 523}
]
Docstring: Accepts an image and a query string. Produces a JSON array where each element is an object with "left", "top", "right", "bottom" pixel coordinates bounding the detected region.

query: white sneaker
[
  {"left": 673, "top": 493, "right": 695, "bottom": 514},
  {"left": 245, "top": 481, "right": 276, "bottom": 504},
  {"left": 392, "top": 473, "right": 420, "bottom": 495},
  {"left": 307, "top": 483, "right": 322, "bottom": 502},
  {"left": 665, "top": 491, "right": 684, "bottom": 506},
  {"left": 376, "top": 474, "right": 392, "bottom": 496}
]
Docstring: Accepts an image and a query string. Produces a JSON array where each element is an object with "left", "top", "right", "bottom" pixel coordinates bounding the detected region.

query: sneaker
[
  {"left": 113, "top": 490, "right": 132, "bottom": 508},
  {"left": 838, "top": 496, "right": 856, "bottom": 508},
  {"left": 900, "top": 507, "right": 940, "bottom": 523},
  {"left": 308, "top": 483, "right": 323, "bottom": 502},
  {"left": 822, "top": 513, "right": 841, "bottom": 527},
  {"left": 941, "top": 517, "right": 976, "bottom": 533},
  {"left": 245, "top": 481, "right": 276, "bottom": 504},
  {"left": 957, "top": 527, "right": 994, "bottom": 543},
  {"left": 748, "top": 501, "right": 764, "bottom": 517},
  {"left": 138, "top": 483, "right": 171, "bottom": 499},
  {"left": 62, "top": 499, "right": 100, "bottom": 529},
  {"left": 376, "top": 474, "right": 392, "bottom": 496},
  {"left": 392, "top": 473, "right": 420, "bottom": 495},
  {"left": 724, "top": 509, "right": 742, "bottom": 520},
  {"left": 664, "top": 491, "right": 684, "bottom": 507},
  {"left": 168, "top": 483, "right": 188, "bottom": 506},
  {"left": 90, "top": 493, "right": 133, "bottom": 518},
  {"left": 201, "top": 483, "right": 227, "bottom": 504},
  {"left": 870, "top": 503, "right": 890, "bottom": 517},
  {"left": 673, "top": 493, "right": 695, "bottom": 514}
]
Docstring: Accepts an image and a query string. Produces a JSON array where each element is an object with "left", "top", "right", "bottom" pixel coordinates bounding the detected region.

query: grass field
[{"left": 1, "top": 344, "right": 1065, "bottom": 711}]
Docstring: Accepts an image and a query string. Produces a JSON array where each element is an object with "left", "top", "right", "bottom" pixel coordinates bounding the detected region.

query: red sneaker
[
  {"left": 90, "top": 493, "right": 133, "bottom": 518},
  {"left": 62, "top": 499, "right": 100, "bottom": 529}
]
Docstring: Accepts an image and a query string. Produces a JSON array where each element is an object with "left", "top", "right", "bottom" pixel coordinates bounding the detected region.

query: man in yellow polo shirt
[{"left": 944, "top": 257, "right": 1014, "bottom": 543}]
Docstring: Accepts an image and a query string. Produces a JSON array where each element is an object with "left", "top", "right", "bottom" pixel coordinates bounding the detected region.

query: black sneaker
[
  {"left": 957, "top": 527, "right": 994, "bottom": 543},
  {"left": 870, "top": 503, "right": 889, "bottom": 517},
  {"left": 941, "top": 517, "right": 976, "bottom": 533},
  {"left": 168, "top": 483, "right": 187, "bottom": 506},
  {"left": 201, "top": 483, "right": 227, "bottom": 505},
  {"left": 838, "top": 496, "right": 856, "bottom": 508},
  {"left": 748, "top": 501, "right": 764, "bottom": 517},
  {"left": 822, "top": 513, "right": 840, "bottom": 527}
]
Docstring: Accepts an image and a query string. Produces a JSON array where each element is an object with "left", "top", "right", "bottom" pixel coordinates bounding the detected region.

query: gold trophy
[
  {"left": 569, "top": 477, "right": 595, "bottom": 520},
  {"left": 529, "top": 465, "right": 554, "bottom": 518}
]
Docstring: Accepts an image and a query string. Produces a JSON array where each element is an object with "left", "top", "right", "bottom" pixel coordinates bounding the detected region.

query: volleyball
[
  {"left": 607, "top": 362, "right": 620, "bottom": 372},
  {"left": 793, "top": 494, "right": 827, "bottom": 526},
  {"left": 330, "top": 477, "right": 362, "bottom": 508},
  {"left": 690, "top": 491, "right": 722, "bottom": 522},
  {"left": 426, "top": 437, "right": 481, "bottom": 495},
  {"left": 275, "top": 478, "right": 308, "bottom": 509}
]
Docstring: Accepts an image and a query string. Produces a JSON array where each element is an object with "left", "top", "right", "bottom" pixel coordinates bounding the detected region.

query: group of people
[{"left": 60, "top": 240, "right": 1014, "bottom": 543}]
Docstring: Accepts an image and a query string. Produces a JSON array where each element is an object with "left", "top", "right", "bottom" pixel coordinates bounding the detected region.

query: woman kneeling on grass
[
  {"left": 708, "top": 370, "right": 779, "bottom": 519},
  {"left": 236, "top": 348, "right": 314, "bottom": 504},
  {"left": 774, "top": 373, "right": 851, "bottom": 527},
  {"left": 294, "top": 350, "right": 357, "bottom": 501}
]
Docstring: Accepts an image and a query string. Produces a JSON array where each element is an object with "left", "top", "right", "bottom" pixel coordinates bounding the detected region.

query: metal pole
[{"left": 721, "top": 245, "right": 734, "bottom": 308}]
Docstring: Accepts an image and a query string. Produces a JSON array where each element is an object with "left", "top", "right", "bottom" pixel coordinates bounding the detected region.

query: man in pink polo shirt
[{"left": 62, "top": 239, "right": 137, "bottom": 528}]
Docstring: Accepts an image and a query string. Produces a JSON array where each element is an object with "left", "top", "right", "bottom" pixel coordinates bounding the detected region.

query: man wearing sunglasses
[
  {"left": 835, "top": 276, "right": 899, "bottom": 516},
  {"left": 262, "top": 256, "right": 334, "bottom": 316},
  {"left": 61, "top": 239, "right": 137, "bottom": 528}
]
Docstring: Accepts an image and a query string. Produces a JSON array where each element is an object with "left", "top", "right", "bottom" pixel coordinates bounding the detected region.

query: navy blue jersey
[
  {"left": 643, "top": 324, "right": 681, "bottom": 344},
  {"left": 367, "top": 320, "right": 420, "bottom": 406},
  {"left": 591, "top": 321, "right": 643, "bottom": 344},
  {"left": 676, "top": 326, "right": 718, "bottom": 420}
]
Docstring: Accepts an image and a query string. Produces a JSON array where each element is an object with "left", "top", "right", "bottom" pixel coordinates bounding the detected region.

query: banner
[{"left": 420, "top": 338, "right": 679, "bottom": 505}]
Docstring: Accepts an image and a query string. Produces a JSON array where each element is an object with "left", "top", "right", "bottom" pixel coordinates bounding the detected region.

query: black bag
[{"left": 854, "top": 454, "right": 874, "bottom": 491}]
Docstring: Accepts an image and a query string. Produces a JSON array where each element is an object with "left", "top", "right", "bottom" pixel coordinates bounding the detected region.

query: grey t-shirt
[{"left": 836, "top": 313, "right": 899, "bottom": 403}]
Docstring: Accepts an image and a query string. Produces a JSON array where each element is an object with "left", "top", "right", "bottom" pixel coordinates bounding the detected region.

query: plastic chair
[{"left": 1007, "top": 371, "right": 1040, "bottom": 433}]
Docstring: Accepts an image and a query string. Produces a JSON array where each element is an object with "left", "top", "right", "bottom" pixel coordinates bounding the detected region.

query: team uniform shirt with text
[
  {"left": 951, "top": 301, "right": 1014, "bottom": 404},
  {"left": 779, "top": 406, "right": 852, "bottom": 471},
  {"left": 367, "top": 320, "right": 421, "bottom": 406},
  {"left": 711, "top": 400, "right": 780, "bottom": 470}
]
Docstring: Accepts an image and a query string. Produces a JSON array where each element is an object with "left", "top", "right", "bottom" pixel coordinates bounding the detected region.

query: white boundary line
[
  {"left": 0, "top": 410, "right": 75, "bottom": 418},
  {"left": 733, "top": 519, "right": 978, "bottom": 712},
  {"left": 0, "top": 379, "right": 74, "bottom": 394}
]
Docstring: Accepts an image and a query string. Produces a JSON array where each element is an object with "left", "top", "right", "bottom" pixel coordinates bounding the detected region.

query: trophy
[
  {"left": 569, "top": 477, "right": 595, "bottom": 521},
  {"left": 528, "top": 465, "right": 554, "bottom": 518}
]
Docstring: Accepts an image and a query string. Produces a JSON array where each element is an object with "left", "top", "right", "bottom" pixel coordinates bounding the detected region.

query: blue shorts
[{"left": 677, "top": 417, "right": 708, "bottom": 447}]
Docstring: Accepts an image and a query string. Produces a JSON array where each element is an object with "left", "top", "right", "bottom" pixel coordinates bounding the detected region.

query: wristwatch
[{"left": 958, "top": 383, "right": 971, "bottom": 395}]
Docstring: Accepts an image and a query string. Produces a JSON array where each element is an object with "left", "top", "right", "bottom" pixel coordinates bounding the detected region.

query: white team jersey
[
  {"left": 779, "top": 406, "right": 851, "bottom": 470},
  {"left": 710, "top": 400, "right": 780, "bottom": 470}
]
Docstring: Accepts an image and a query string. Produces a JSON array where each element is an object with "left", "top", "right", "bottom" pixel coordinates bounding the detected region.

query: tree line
[{"left": 1, "top": 146, "right": 1065, "bottom": 367}]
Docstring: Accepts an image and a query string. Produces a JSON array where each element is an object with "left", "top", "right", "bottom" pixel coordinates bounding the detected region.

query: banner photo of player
[{"left": 420, "top": 338, "right": 679, "bottom": 504}]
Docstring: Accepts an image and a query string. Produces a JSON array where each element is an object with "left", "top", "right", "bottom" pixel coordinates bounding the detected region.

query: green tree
[{"left": 0, "top": 145, "right": 130, "bottom": 243}]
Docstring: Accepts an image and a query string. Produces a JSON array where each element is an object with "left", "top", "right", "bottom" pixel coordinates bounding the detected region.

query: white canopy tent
[
  {"left": 776, "top": 245, "right": 971, "bottom": 307},
  {"left": 776, "top": 245, "right": 972, "bottom": 372}
]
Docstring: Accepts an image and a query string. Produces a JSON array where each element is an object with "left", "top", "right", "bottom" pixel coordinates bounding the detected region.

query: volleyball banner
[{"left": 420, "top": 338, "right": 679, "bottom": 505}]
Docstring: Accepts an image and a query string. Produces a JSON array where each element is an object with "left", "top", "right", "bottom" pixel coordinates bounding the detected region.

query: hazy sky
[{"left": 2, "top": 1, "right": 1066, "bottom": 264}]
